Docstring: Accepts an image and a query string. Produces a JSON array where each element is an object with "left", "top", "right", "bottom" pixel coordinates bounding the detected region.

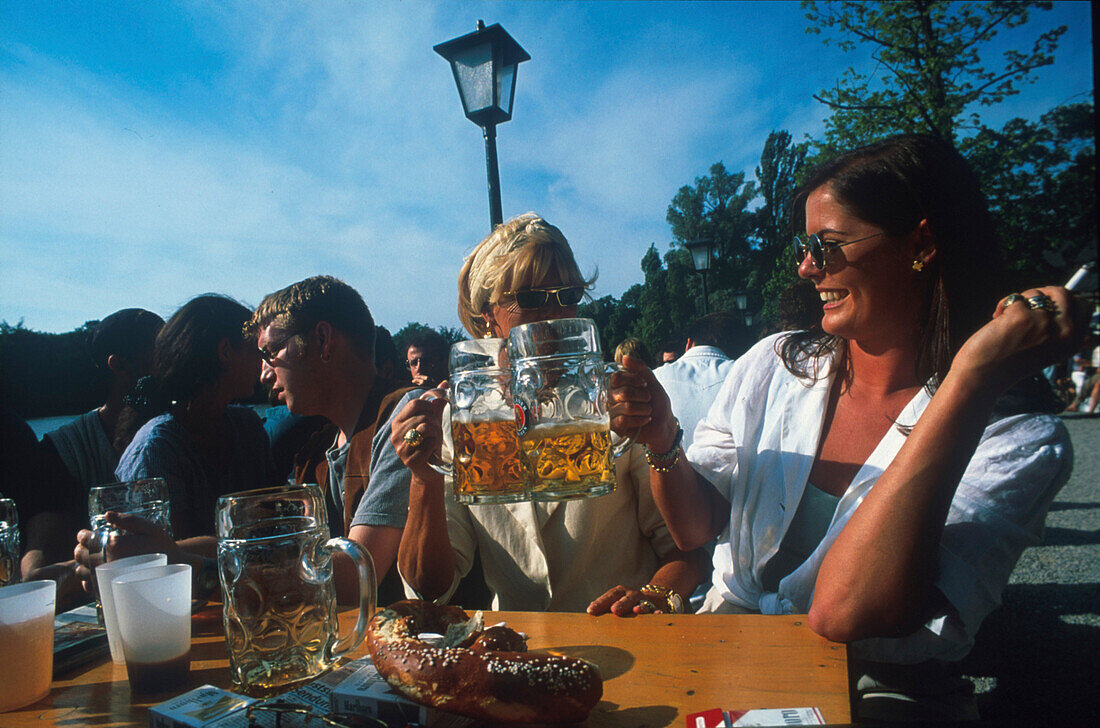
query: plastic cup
[
  {"left": 95, "top": 553, "right": 168, "bottom": 664},
  {"left": 0, "top": 580, "right": 57, "bottom": 712},
  {"left": 112, "top": 564, "right": 192, "bottom": 694}
]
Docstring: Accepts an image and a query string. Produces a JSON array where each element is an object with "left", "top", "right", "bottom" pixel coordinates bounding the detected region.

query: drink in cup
[
  {"left": 112, "top": 563, "right": 192, "bottom": 694},
  {"left": 0, "top": 499, "right": 20, "bottom": 587},
  {"left": 517, "top": 419, "right": 615, "bottom": 498},
  {"left": 216, "top": 485, "right": 375, "bottom": 695},
  {"left": 0, "top": 581, "right": 56, "bottom": 712},
  {"left": 451, "top": 415, "right": 527, "bottom": 502},
  {"left": 435, "top": 338, "right": 528, "bottom": 504},
  {"left": 507, "top": 318, "right": 633, "bottom": 501}
]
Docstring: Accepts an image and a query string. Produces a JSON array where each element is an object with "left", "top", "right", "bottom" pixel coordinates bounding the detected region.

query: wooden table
[{"left": 7, "top": 607, "right": 850, "bottom": 726}]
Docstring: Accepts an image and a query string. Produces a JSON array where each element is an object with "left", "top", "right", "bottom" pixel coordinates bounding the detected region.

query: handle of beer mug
[
  {"left": 607, "top": 363, "right": 639, "bottom": 457},
  {"left": 322, "top": 536, "right": 376, "bottom": 661},
  {"left": 417, "top": 388, "right": 453, "bottom": 477}
]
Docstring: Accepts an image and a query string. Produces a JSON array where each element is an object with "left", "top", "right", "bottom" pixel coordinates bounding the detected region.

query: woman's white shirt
[{"left": 689, "top": 333, "right": 1072, "bottom": 663}]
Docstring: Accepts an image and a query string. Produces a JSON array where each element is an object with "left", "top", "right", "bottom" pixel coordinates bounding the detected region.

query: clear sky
[{"left": 1, "top": 1, "right": 1093, "bottom": 334}]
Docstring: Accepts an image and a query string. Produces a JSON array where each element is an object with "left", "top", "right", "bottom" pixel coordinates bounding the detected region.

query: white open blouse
[{"left": 688, "top": 334, "right": 1072, "bottom": 664}]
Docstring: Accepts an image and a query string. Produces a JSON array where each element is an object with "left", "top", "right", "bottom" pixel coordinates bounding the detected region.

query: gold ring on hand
[
  {"left": 1026, "top": 293, "right": 1058, "bottom": 314},
  {"left": 403, "top": 428, "right": 424, "bottom": 447},
  {"left": 638, "top": 599, "right": 657, "bottom": 613}
]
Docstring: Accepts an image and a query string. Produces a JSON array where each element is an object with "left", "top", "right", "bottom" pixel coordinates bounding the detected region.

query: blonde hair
[{"left": 457, "top": 213, "right": 597, "bottom": 337}]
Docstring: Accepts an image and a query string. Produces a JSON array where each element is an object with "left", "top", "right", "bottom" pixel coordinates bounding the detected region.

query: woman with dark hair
[
  {"left": 111, "top": 294, "right": 276, "bottom": 538},
  {"left": 611, "top": 135, "right": 1082, "bottom": 720}
]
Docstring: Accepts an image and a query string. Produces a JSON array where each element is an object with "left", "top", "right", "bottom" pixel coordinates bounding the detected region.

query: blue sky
[{"left": 1, "top": 1, "right": 1093, "bottom": 334}]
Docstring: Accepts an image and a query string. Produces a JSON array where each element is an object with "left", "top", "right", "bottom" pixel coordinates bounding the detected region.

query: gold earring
[{"left": 912, "top": 259, "right": 924, "bottom": 272}]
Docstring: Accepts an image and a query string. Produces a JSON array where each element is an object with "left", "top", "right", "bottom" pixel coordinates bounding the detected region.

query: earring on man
[{"left": 912, "top": 259, "right": 924, "bottom": 272}]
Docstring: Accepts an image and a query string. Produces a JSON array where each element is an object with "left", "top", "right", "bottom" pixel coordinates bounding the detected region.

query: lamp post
[
  {"left": 435, "top": 20, "right": 530, "bottom": 230},
  {"left": 733, "top": 290, "right": 752, "bottom": 327},
  {"left": 684, "top": 238, "right": 714, "bottom": 315}
]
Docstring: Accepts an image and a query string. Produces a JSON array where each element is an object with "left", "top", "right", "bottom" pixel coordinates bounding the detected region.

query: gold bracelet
[{"left": 643, "top": 422, "right": 683, "bottom": 473}]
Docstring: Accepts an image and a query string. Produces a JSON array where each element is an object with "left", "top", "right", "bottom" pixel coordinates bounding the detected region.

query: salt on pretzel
[{"left": 366, "top": 599, "right": 603, "bottom": 724}]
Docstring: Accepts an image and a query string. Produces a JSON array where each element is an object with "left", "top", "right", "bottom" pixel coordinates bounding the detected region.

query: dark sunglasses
[
  {"left": 257, "top": 329, "right": 302, "bottom": 364},
  {"left": 503, "top": 285, "right": 585, "bottom": 310},
  {"left": 792, "top": 232, "right": 884, "bottom": 270}
]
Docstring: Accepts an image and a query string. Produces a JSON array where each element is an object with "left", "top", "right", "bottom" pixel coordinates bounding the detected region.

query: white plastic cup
[
  {"left": 112, "top": 563, "right": 192, "bottom": 694},
  {"left": 0, "top": 580, "right": 57, "bottom": 712},
  {"left": 95, "top": 553, "right": 168, "bottom": 664}
]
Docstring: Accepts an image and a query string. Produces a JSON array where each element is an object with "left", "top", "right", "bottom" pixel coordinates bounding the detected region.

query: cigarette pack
[
  {"left": 330, "top": 658, "right": 471, "bottom": 728},
  {"left": 686, "top": 707, "right": 825, "bottom": 727},
  {"left": 148, "top": 685, "right": 257, "bottom": 728}
]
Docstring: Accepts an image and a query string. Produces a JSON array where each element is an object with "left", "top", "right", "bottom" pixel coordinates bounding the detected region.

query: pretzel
[{"left": 366, "top": 600, "right": 602, "bottom": 723}]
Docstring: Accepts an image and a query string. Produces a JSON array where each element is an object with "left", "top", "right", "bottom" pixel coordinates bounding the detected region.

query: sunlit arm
[{"left": 397, "top": 471, "right": 457, "bottom": 602}]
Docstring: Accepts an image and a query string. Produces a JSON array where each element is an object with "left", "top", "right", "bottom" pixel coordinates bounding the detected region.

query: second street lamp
[
  {"left": 435, "top": 20, "right": 530, "bottom": 230},
  {"left": 685, "top": 238, "right": 714, "bottom": 315}
]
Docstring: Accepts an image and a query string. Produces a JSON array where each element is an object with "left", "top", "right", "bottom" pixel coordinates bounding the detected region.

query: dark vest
[{"left": 294, "top": 383, "right": 415, "bottom": 536}]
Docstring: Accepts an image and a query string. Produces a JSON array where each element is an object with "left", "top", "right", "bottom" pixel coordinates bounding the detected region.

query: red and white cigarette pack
[{"left": 686, "top": 707, "right": 825, "bottom": 727}]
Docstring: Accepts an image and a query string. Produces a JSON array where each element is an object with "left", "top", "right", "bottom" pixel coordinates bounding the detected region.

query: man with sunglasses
[
  {"left": 404, "top": 329, "right": 447, "bottom": 388},
  {"left": 247, "top": 276, "right": 420, "bottom": 605}
]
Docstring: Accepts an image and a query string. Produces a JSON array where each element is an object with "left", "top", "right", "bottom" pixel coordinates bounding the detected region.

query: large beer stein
[
  {"left": 216, "top": 485, "right": 375, "bottom": 695},
  {"left": 507, "top": 318, "right": 632, "bottom": 501},
  {"left": 431, "top": 338, "right": 528, "bottom": 504}
]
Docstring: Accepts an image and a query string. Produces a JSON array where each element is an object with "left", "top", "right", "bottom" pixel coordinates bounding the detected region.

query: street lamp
[
  {"left": 732, "top": 290, "right": 752, "bottom": 327},
  {"left": 435, "top": 20, "right": 530, "bottom": 229},
  {"left": 684, "top": 239, "right": 714, "bottom": 314}
]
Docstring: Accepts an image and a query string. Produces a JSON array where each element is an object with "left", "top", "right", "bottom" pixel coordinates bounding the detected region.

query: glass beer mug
[
  {"left": 430, "top": 338, "right": 528, "bottom": 504},
  {"left": 216, "top": 484, "right": 375, "bottom": 695},
  {"left": 507, "top": 318, "right": 633, "bottom": 501}
]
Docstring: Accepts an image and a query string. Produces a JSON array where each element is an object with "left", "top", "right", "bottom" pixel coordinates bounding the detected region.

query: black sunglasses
[
  {"left": 793, "top": 232, "right": 884, "bottom": 270},
  {"left": 503, "top": 285, "right": 585, "bottom": 310},
  {"left": 258, "top": 329, "right": 302, "bottom": 364}
]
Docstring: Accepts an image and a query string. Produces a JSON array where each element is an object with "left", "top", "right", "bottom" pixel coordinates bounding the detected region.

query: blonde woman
[{"left": 393, "top": 213, "right": 705, "bottom": 615}]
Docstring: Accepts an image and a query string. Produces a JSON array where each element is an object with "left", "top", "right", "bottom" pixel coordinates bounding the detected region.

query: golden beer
[
  {"left": 518, "top": 419, "right": 616, "bottom": 501},
  {"left": 452, "top": 417, "right": 527, "bottom": 504}
]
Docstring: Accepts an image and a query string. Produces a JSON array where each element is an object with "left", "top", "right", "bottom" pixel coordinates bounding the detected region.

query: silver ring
[
  {"left": 403, "top": 428, "right": 424, "bottom": 447},
  {"left": 1026, "top": 294, "right": 1058, "bottom": 314},
  {"left": 1003, "top": 293, "right": 1026, "bottom": 308}
]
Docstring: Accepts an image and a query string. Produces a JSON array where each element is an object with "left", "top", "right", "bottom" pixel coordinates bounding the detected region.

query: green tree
[
  {"left": 753, "top": 131, "right": 811, "bottom": 327},
  {"left": 962, "top": 102, "right": 1096, "bottom": 287},
  {"left": 666, "top": 162, "right": 757, "bottom": 313},
  {"left": 803, "top": 0, "right": 1066, "bottom": 151}
]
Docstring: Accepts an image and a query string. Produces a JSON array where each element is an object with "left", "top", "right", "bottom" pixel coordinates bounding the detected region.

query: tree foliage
[{"left": 803, "top": 0, "right": 1066, "bottom": 150}]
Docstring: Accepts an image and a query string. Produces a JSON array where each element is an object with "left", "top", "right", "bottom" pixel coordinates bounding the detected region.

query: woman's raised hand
[
  {"left": 609, "top": 355, "right": 678, "bottom": 452},
  {"left": 954, "top": 286, "right": 1084, "bottom": 394},
  {"left": 391, "top": 386, "right": 448, "bottom": 479}
]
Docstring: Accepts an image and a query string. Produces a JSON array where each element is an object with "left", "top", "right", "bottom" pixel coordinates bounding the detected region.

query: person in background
[
  {"left": 247, "top": 276, "right": 419, "bottom": 604},
  {"left": 43, "top": 308, "right": 164, "bottom": 488},
  {"left": 373, "top": 326, "right": 402, "bottom": 387},
  {"left": 21, "top": 309, "right": 163, "bottom": 605},
  {"left": 610, "top": 134, "right": 1080, "bottom": 721},
  {"left": 73, "top": 294, "right": 276, "bottom": 599},
  {"left": 653, "top": 312, "right": 752, "bottom": 453},
  {"left": 393, "top": 212, "right": 706, "bottom": 616},
  {"left": 613, "top": 337, "right": 654, "bottom": 369},
  {"left": 658, "top": 337, "right": 683, "bottom": 364},
  {"left": 405, "top": 329, "right": 447, "bottom": 388}
]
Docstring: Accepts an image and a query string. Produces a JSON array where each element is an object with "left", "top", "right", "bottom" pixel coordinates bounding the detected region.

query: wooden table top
[{"left": 7, "top": 606, "right": 850, "bottom": 726}]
